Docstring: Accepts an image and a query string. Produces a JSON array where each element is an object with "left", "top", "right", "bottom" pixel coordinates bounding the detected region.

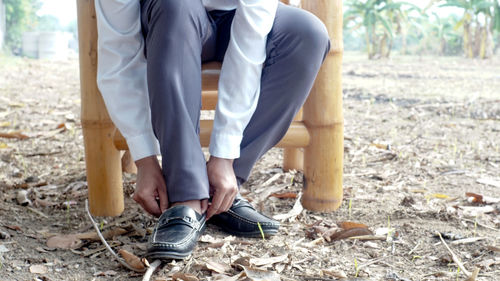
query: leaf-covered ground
[{"left": 0, "top": 53, "right": 499, "bottom": 280}]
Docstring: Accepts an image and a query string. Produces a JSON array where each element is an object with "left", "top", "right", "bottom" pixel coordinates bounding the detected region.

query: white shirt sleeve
[
  {"left": 94, "top": 0, "right": 160, "bottom": 161},
  {"left": 209, "top": 0, "right": 279, "bottom": 159}
]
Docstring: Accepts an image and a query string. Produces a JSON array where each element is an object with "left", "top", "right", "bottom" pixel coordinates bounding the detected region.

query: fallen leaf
[
  {"left": 323, "top": 227, "right": 373, "bottom": 242},
  {"left": 273, "top": 192, "right": 303, "bottom": 221},
  {"left": 77, "top": 227, "right": 128, "bottom": 241},
  {"left": 119, "top": 249, "right": 146, "bottom": 271},
  {"left": 458, "top": 205, "right": 496, "bottom": 217},
  {"left": 466, "top": 192, "right": 500, "bottom": 204},
  {"left": 486, "top": 246, "right": 500, "bottom": 252},
  {"left": 94, "top": 270, "right": 118, "bottom": 277},
  {"left": 427, "top": 193, "right": 450, "bottom": 199},
  {"left": 205, "top": 261, "right": 231, "bottom": 274},
  {"left": 212, "top": 273, "right": 244, "bottom": 281},
  {"left": 476, "top": 178, "right": 500, "bottom": 188},
  {"left": 29, "top": 264, "right": 48, "bottom": 274},
  {"left": 241, "top": 266, "right": 280, "bottom": 281},
  {"left": 5, "top": 225, "right": 21, "bottom": 231},
  {"left": 232, "top": 256, "right": 251, "bottom": 267},
  {"left": 172, "top": 272, "right": 199, "bottom": 281},
  {"left": 46, "top": 234, "right": 83, "bottom": 249},
  {"left": 0, "top": 131, "right": 29, "bottom": 140},
  {"left": 338, "top": 221, "right": 369, "bottom": 230},
  {"left": 16, "top": 190, "right": 31, "bottom": 206},
  {"left": 0, "top": 142, "right": 7, "bottom": 149},
  {"left": 322, "top": 268, "right": 347, "bottom": 279},
  {"left": 0, "top": 245, "right": 9, "bottom": 252},
  {"left": 269, "top": 192, "right": 297, "bottom": 199},
  {"left": 250, "top": 255, "right": 288, "bottom": 267}
]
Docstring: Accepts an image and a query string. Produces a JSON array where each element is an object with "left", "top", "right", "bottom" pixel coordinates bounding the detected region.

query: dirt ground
[{"left": 0, "top": 53, "right": 499, "bottom": 281}]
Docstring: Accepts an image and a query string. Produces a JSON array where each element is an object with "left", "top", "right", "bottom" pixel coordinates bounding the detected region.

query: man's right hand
[{"left": 133, "top": 156, "right": 168, "bottom": 217}]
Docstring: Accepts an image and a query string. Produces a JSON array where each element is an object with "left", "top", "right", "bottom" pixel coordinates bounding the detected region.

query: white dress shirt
[{"left": 94, "top": 0, "right": 278, "bottom": 161}]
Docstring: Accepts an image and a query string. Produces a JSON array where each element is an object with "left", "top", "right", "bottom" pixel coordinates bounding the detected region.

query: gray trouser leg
[
  {"left": 140, "top": 1, "right": 329, "bottom": 201},
  {"left": 140, "top": 0, "right": 214, "bottom": 203},
  {"left": 233, "top": 4, "right": 331, "bottom": 184}
]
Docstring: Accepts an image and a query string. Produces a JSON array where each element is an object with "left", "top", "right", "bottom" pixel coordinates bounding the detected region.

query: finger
[
  {"left": 157, "top": 182, "right": 169, "bottom": 213},
  {"left": 140, "top": 196, "right": 162, "bottom": 217},
  {"left": 207, "top": 189, "right": 224, "bottom": 219},
  {"left": 220, "top": 190, "right": 235, "bottom": 214},
  {"left": 200, "top": 199, "right": 208, "bottom": 214}
]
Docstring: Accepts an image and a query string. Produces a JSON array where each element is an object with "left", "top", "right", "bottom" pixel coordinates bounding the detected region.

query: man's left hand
[{"left": 206, "top": 156, "right": 238, "bottom": 219}]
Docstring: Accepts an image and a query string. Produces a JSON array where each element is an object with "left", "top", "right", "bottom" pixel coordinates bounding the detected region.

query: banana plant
[
  {"left": 437, "top": 0, "right": 500, "bottom": 58},
  {"left": 344, "top": 0, "right": 421, "bottom": 59}
]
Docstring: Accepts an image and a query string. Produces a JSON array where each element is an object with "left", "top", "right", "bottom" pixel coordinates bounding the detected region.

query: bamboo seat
[{"left": 77, "top": 0, "right": 344, "bottom": 217}]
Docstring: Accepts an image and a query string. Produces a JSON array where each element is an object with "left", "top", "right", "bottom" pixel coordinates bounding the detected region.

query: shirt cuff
[
  {"left": 126, "top": 132, "right": 160, "bottom": 161},
  {"left": 209, "top": 133, "right": 242, "bottom": 159}
]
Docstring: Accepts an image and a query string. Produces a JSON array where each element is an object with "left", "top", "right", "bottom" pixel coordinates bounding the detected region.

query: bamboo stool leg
[
  {"left": 283, "top": 110, "right": 303, "bottom": 171},
  {"left": 77, "top": 0, "right": 124, "bottom": 216},
  {"left": 301, "top": 0, "right": 343, "bottom": 211}
]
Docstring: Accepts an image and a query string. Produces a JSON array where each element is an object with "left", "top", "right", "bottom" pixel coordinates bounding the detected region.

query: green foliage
[
  {"left": 4, "top": 0, "right": 41, "bottom": 53},
  {"left": 344, "top": 0, "right": 422, "bottom": 58}
]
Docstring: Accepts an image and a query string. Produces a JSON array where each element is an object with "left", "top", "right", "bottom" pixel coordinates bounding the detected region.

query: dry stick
[
  {"left": 142, "top": 260, "right": 162, "bottom": 281},
  {"left": 435, "top": 231, "right": 471, "bottom": 277},
  {"left": 84, "top": 200, "right": 145, "bottom": 273}
]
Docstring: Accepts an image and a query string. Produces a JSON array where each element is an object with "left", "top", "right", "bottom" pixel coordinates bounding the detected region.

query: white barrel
[
  {"left": 37, "top": 32, "right": 69, "bottom": 60},
  {"left": 22, "top": 32, "right": 39, "bottom": 58}
]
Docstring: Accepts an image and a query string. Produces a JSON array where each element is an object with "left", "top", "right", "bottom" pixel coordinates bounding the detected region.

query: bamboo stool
[{"left": 77, "top": 0, "right": 343, "bottom": 216}]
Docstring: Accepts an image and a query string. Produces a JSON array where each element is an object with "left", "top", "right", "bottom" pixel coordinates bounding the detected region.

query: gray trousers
[{"left": 140, "top": 0, "right": 330, "bottom": 203}]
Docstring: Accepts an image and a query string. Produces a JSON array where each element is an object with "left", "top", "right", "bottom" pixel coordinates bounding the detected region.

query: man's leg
[
  {"left": 233, "top": 4, "right": 331, "bottom": 183},
  {"left": 140, "top": 0, "right": 215, "bottom": 259},
  {"left": 141, "top": 0, "right": 215, "bottom": 204},
  {"left": 208, "top": 4, "right": 330, "bottom": 237}
]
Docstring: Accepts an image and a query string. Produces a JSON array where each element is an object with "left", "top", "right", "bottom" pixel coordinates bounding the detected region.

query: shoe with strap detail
[{"left": 209, "top": 193, "right": 280, "bottom": 237}]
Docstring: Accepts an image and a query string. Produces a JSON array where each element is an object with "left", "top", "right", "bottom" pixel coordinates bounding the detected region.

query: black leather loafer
[
  {"left": 209, "top": 194, "right": 280, "bottom": 237},
  {"left": 146, "top": 205, "right": 206, "bottom": 260}
]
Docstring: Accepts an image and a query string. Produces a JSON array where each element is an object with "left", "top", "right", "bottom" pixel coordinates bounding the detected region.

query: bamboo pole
[
  {"left": 114, "top": 121, "right": 310, "bottom": 150},
  {"left": 301, "top": 0, "right": 343, "bottom": 211},
  {"left": 77, "top": 0, "right": 124, "bottom": 216},
  {"left": 283, "top": 110, "right": 304, "bottom": 171}
]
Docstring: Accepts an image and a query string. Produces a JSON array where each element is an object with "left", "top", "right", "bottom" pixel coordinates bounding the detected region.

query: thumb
[{"left": 158, "top": 183, "right": 169, "bottom": 213}]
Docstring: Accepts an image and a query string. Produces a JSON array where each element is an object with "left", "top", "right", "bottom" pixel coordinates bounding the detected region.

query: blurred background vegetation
[
  {"left": 1, "top": 0, "right": 77, "bottom": 55},
  {"left": 0, "top": 0, "right": 499, "bottom": 59},
  {"left": 344, "top": 0, "right": 500, "bottom": 59}
]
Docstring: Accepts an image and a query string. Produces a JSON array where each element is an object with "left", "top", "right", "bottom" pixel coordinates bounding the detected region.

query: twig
[
  {"left": 435, "top": 231, "right": 471, "bottom": 277},
  {"left": 142, "top": 260, "right": 162, "bottom": 281},
  {"left": 27, "top": 206, "right": 49, "bottom": 218},
  {"left": 84, "top": 200, "right": 145, "bottom": 273}
]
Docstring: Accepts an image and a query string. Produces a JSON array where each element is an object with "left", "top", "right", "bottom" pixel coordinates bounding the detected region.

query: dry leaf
[
  {"left": 0, "top": 131, "right": 29, "bottom": 140},
  {"left": 250, "top": 254, "right": 288, "bottom": 267},
  {"left": 29, "top": 264, "right": 48, "bottom": 274},
  {"left": 466, "top": 192, "right": 500, "bottom": 204},
  {"left": 46, "top": 234, "right": 83, "bottom": 249},
  {"left": 338, "top": 221, "right": 369, "bottom": 230},
  {"left": 242, "top": 266, "right": 281, "bottom": 281},
  {"left": 476, "top": 178, "right": 500, "bottom": 188},
  {"left": 269, "top": 192, "right": 297, "bottom": 199},
  {"left": 486, "top": 245, "right": 500, "bottom": 252},
  {"left": 119, "top": 249, "right": 146, "bottom": 271},
  {"left": 458, "top": 205, "right": 495, "bottom": 217},
  {"left": 323, "top": 227, "right": 373, "bottom": 242},
  {"left": 172, "top": 272, "right": 199, "bottom": 281},
  {"left": 273, "top": 192, "right": 303, "bottom": 221},
  {"left": 94, "top": 270, "right": 118, "bottom": 277},
  {"left": 16, "top": 190, "right": 31, "bottom": 206},
  {"left": 322, "top": 268, "right": 347, "bottom": 279},
  {"left": 212, "top": 273, "right": 244, "bottom": 281},
  {"left": 0, "top": 142, "right": 7, "bottom": 149},
  {"left": 205, "top": 260, "right": 231, "bottom": 274}
]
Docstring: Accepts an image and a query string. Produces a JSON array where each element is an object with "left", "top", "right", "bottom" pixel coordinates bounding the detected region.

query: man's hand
[
  {"left": 206, "top": 156, "right": 238, "bottom": 219},
  {"left": 133, "top": 156, "right": 168, "bottom": 217}
]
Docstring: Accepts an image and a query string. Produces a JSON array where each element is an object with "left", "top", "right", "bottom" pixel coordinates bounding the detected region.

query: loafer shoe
[
  {"left": 209, "top": 194, "right": 279, "bottom": 237},
  {"left": 146, "top": 205, "right": 206, "bottom": 260}
]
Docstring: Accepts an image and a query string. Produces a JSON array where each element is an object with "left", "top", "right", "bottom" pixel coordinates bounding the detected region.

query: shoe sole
[{"left": 145, "top": 251, "right": 191, "bottom": 260}]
